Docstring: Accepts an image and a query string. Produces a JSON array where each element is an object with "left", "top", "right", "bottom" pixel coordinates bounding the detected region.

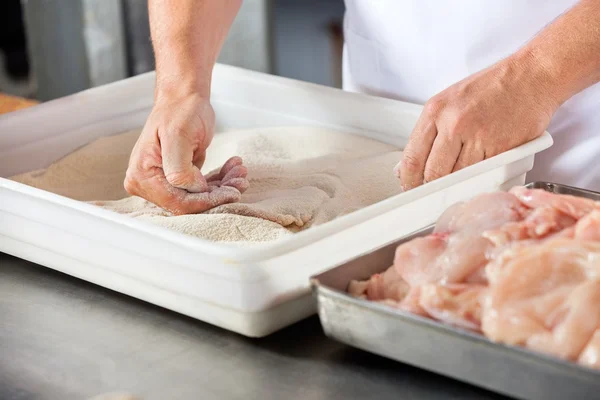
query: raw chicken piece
[
  {"left": 575, "top": 209, "right": 600, "bottom": 240},
  {"left": 551, "top": 210, "right": 600, "bottom": 241},
  {"left": 483, "top": 206, "right": 576, "bottom": 247},
  {"left": 350, "top": 186, "right": 600, "bottom": 369},
  {"left": 579, "top": 329, "right": 600, "bottom": 369},
  {"left": 526, "top": 281, "right": 600, "bottom": 360},
  {"left": 434, "top": 201, "right": 466, "bottom": 232},
  {"left": 347, "top": 280, "right": 369, "bottom": 299},
  {"left": 348, "top": 266, "right": 409, "bottom": 302},
  {"left": 418, "top": 283, "right": 486, "bottom": 331},
  {"left": 483, "top": 239, "right": 600, "bottom": 361},
  {"left": 482, "top": 206, "right": 597, "bottom": 261},
  {"left": 482, "top": 187, "right": 600, "bottom": 246},
  {"left": 437, "top": 233, "right": 494, "bottom": 284},
  {"left": 433, "top": 191, "right": 527, "bottom": 234},
  {"left": 393, "top": 233, "right": 449, "bottom": 286},
  {"left": 510, "top": 186, "right": 599, "bottom": 220},
  {"left": 395, "top": 286, "right": 427, "bottom": 316},
  {"left": 393, "top": 231, "right": 491, "bottom": 286},
  {"left": 477, "top": 189, "right": 599, "bottom": 274},
  {"left": 395, "top": 191, "right": 526, "bottom": 286}
]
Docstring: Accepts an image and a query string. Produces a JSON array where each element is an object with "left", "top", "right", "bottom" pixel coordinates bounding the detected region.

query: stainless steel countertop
[{"left": 0, "top": 252, "right": 507, "bottom": 400}]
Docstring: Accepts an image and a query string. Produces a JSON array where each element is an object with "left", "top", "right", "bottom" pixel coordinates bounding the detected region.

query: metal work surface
[
  {"left": 0, "top": 253, "right": 505, "bottom": 400},
  {"left": 311, "top": 182, "right": 600, "bottom": 400}
]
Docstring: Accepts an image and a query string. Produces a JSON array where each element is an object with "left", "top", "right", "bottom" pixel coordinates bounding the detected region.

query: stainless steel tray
[{"left": 311, "top": 182, "right": 600, "bottom": 400}]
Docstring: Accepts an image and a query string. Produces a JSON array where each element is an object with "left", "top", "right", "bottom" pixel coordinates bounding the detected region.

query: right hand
[{"left": 124, "top": 93, "right": 249, "bottom": 215}]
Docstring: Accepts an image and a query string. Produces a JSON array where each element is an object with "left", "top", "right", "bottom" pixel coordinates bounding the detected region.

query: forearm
[
  {"left": 149, "top": 0, "right": 242, "bottom": 101},
  {"left": 513, "top": 0, "right": 600, "bottom": 108}
]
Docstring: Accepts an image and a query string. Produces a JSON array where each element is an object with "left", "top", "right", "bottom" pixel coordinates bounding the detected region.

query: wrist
[
  {"left": 155, "top": 74, "right": 211, "bottom": 104},
  {"left": 509, "top": 47, "right": 567, "bottom": 112}
]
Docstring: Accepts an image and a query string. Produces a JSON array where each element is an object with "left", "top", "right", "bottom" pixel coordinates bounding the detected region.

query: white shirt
[{"left": 342, "top": 0, "right": 600, "bottom": 190}]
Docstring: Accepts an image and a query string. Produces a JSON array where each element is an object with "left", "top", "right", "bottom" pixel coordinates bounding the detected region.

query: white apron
[{"left": 343, "top": 0, "right": 600, "bottom": 191}]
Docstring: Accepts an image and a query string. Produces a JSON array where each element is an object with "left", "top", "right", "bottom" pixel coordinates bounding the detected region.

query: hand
[
  {"left": 397, "top": 54, "right": 560, "bottom": 191},
  {"left": 124, "top": 93, "right": 249, "bottom": 215}
]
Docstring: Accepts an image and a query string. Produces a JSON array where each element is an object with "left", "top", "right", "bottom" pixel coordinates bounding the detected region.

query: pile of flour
[{"left": 11, "top": 126, "right": 402, "bottom": 244}]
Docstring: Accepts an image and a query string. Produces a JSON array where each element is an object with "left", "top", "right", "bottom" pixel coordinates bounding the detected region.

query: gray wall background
[{"left": 9, "top": 0, "right": 344, "bottom": 101}]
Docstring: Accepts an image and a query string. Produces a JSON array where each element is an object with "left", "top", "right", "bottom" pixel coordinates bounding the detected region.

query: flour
[
  {"left": 11, "top": 126, "right": 403, "bottom": 245},
  {"left": 87, "top": 393, "right": 139, "bottom": 400}
]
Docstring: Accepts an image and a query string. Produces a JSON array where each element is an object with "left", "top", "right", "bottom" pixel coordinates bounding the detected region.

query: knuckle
[
  {"left": 123, "top": 178, "right": 135, "bottom": 195},
  {"left": 401, "top": 153, "right": 422, "bottom": 173},
  {"left": 445, "top": 112, "right": 466, "bottom": 137},
  {"left": 423, "top": 98, "right": 443, "bottom": 116},
  {"left": 123, "top": 170, "right": 141, "bottom": 195},
  {"left": 132, "top": 144, "right": 161, "bottom": 170}
]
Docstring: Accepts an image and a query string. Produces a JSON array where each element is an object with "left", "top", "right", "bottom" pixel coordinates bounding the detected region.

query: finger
[
  {"left": 222, "top": 177, "right": 250, "bottom": 193},
  {"left": 398, "top": 115, "right": 438, "bottom": 191},
  {"left": 452, "top": 142, "right": 485, "bottom": 173},
  {"left": 222, "top": 164, "right": 248, "bottom": 182},
  {"left": 127, "top": 171, "right": 191, "bottom": 214},
  {"left": 162, "top": 134, "right": 207, "bottom": 193},
  {"left": 423, "top": 133, "right": 462, "bottom": 184},
  {"left": 126, "top": 164, "right": 240, "bottom": 215},
  {"left": 221, "top": 156, "right": 244, "bottom": 173},
  {"left": 208, "top": 164, "right": 247, "bottom": 184},
  {"left": 180, "top": 186, "right": 242, "bottom": 213},
  {"left": 207, "top": 163, "right": 249, "bottom": 193},
  {"left": 158, "top": 174, "right": 241, "bottom": 215},
  {"left": 206, "top": 156, "right": 244, "bottom": 182}
]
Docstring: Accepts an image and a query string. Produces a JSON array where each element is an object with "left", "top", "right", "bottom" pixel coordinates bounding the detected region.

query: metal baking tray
[{"left": 311, "top": 182, "right": 600, "bottom": 400}]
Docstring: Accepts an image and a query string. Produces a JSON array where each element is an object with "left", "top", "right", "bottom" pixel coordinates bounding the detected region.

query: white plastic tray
[{"left": 0, "top": 64, "right": 553, "bottom": 337}]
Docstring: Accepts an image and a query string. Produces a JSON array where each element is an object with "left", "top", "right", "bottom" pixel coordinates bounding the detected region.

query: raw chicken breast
[
  {"left": 396, "top": 191, "right": 526, "bottom": 286},
  {"left": 347, "top": 279, "right": 369, "bottom": 299},
  {"left": 349, "top": 186, "right": 600, "bottom": 369},
  {"left": 348, "top": 266, "right": 409, "bottom": 302},
  {"left": 483, "top": 239, "right": 600, "bottom": 361},
  {"left": 510, "top": 186, "right": 598, "bottom": 220},
  {"left": 395, "top": 286, "right": 427, "bottom": 316},
  {"left": 575, "top": 209, "right": 600, "bottom": 240},
  {"left": 418, "top": 283, "right": 486, "bottom": 331},
  {"left": 393, "top": 233, "right": 448, "bottom": 286},
  {"left": 483, "top": 206, "right": 576, "bottom": 247},
  {"left": 434, "top": 191, "right": 526, "bottom": 234}
]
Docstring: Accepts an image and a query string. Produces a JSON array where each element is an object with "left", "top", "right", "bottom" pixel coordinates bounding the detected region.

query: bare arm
[
  {"left": 150, "top": 0, "right": 242, "bottom": 100},
  {"left": 400, "top": 0, "right": 600, "bottom": 191},
  {"left": 522, "top": 0, "right": 600, "bottom": 108},
  {"left": 124, "top": 0, "right": 248, "bottom": 215}
]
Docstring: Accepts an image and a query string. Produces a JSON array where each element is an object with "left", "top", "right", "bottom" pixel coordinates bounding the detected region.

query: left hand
[{"left": 397, "top": 53, "right": 560, "bottom": 191}]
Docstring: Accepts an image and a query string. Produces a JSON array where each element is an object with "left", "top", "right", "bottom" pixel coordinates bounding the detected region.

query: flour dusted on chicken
[{"left": 350, "top": 186, "right": 600, "bottom": 369}]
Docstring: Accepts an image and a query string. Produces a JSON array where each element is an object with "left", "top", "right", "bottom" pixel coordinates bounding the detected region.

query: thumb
[{"left": 161, "top": 134, "right": 207, "bottom": 193}]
